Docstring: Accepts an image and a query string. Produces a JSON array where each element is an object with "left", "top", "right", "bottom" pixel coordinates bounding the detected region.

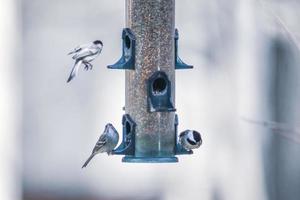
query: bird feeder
[{"left": 108, "top": 0, "right": 201, "bottom": 162}]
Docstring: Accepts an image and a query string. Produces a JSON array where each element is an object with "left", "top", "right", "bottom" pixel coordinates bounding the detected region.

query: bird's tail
[
  {"left": 82, "top": 154, "right": 95, "bottom": 168},
  {"left": 67, "top": 60, "right": 82, "bottom": 83}
]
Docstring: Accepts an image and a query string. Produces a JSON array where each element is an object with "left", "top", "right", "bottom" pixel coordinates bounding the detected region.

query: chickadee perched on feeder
[
  {"left": 67, "top": 40, "right": 103, "bottom": 83},
  {"left": 82, "top": 123, "right": 119, "bottom": 168},
  {"left": 179, "top": 130, "right": 202, "bottom": 151}
]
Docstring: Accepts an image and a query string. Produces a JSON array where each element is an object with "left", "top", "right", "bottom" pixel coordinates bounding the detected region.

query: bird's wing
[
  {"left": 92, "top": 134, "right": 107, "bottom": 154},
  {"left": 82, "top": 132, "right": 107, "bottom": 168},
  {"left": 68, "top": 42, "right": 92, "bottom": 55},
  {"left": 68, "top": 47, "right": 81, "bottom": 55},
  {"left": 72, "top": 47, "right": 99, "bottom": 60}
]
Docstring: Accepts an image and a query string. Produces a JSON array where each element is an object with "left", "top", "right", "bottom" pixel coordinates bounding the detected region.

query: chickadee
[
  {"left": 179, "top": 130, "right": 202, "bottom": 151},
  {"left": 67, "top": 40, "right": 103, "bottom": 83},
  {"left": 82, "top": 123, "right": 119, "bottom": 168}
]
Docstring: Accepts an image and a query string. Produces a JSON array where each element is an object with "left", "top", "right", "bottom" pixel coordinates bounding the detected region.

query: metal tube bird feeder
[{"left": 108, "top": 0, "right": 202, "bottom": 163}]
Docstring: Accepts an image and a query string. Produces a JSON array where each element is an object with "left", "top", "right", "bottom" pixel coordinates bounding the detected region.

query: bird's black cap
[
  {"left": 93, "top": 40, "right": 103, "bottom": 45},
  {"left": 192, "top": 131, "right": 201, "bottom": 142}
]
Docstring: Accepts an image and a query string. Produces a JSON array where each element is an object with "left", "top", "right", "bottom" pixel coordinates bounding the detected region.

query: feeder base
[{"left": 122, "top": 156, "right": 178, "bottom": 163}]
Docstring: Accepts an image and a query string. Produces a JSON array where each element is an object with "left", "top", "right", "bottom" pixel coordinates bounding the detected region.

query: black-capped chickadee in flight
[
  {"left": 67, "top": 40, "right": 103, "bottom": 83},
  {"left": 82, "top": 123, "right": 119, "bottom": 168},
  {"left": 179, "top": 130, "right": 202, "bottom": 151}
]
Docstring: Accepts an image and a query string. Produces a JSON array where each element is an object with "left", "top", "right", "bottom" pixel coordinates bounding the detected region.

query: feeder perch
[
  {"left": 175, "top": 29, "right": 193, "bottom": 69},
  {"left": 112, "top": 114, "right": 136, "bottom": 155},
  {"left": 174, "top": 114, "right": 193, "bottom": 155},
  {"left": 108, "top": 28, "right": 135, "bottom": 70}
]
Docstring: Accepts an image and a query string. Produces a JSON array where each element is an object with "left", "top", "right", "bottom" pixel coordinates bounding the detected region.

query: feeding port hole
[
  {"left": 125, "top": 35, "right": 131, "bottom": 49},
  {"left": 152, "top": 77, "right": 167, "bottom": 95}
]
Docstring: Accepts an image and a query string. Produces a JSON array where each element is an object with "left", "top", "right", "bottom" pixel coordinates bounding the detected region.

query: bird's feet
[{"left": 84, "top": 62, "right": 93, "bottom": 71}]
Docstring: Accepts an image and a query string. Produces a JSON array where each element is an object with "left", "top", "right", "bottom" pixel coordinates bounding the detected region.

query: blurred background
[{"left": 1, "top": 0, "right": 300, "bottom": 199}]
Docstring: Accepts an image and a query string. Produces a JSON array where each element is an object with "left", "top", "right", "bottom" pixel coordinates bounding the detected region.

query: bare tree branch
[
  {"left": 258, "top": 0, "right": 300, "bottom": 53},
  {"left": 241, "top": 116, "right": 300, "bottom": 144}
]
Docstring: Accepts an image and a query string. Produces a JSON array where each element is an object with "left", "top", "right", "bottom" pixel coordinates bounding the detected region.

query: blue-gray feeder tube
[{"left": 124, "top": 0, "right": 177, "bottom": 162}]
